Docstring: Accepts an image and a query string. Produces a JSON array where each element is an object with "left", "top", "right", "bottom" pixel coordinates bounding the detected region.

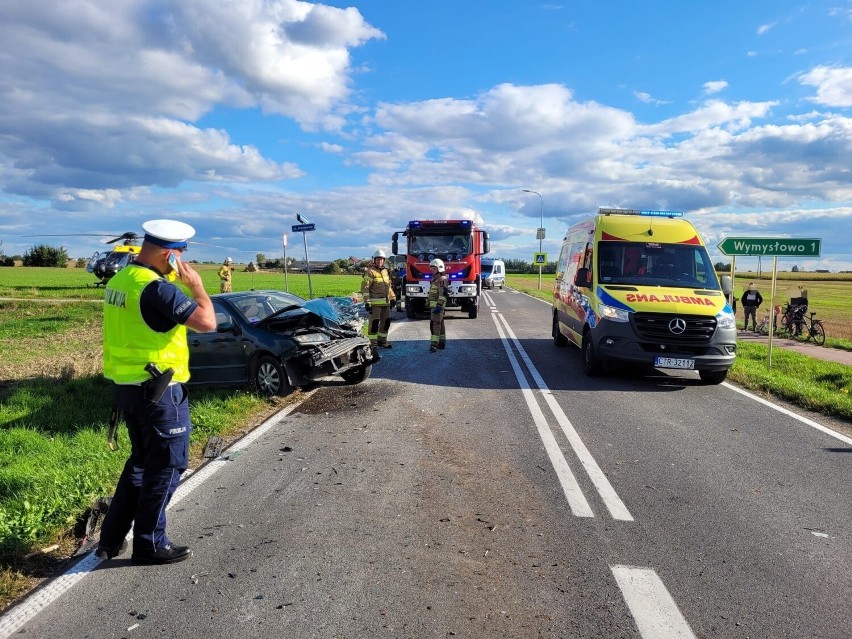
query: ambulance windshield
[{"left": 597, "top": 242, "right": 719, "bottom": 289}]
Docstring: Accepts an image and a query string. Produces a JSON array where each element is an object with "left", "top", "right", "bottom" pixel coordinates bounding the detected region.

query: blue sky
[{"left": 1, "top": 0, "right": 850, "bottom": 272}]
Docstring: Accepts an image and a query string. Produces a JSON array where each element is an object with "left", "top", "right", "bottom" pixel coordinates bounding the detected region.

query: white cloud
[
  {"left": 0, "top": 0, "right": 382, "bottom": 207},
  {"left": 702, "top": 81, "right": 728, "bottom": 95},
  {"left": 757, "top": 22, "right": 776, "bottom": 35},
  {"left": 799, "top": 66, "right": 852, "bottom": 107}
]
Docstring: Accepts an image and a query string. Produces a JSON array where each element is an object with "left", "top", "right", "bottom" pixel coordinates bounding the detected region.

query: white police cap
[{"left": 141, "top": 219, "right": 196, "bottom": 249}]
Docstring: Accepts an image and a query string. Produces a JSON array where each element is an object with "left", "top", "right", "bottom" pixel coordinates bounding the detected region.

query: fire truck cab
[{"left": 392, "top": 220, "right": 490, "bottom": 319}]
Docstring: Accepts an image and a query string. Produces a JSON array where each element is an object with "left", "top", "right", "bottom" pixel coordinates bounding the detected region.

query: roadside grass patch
[{"left": 729, "top": 342, "right": 852, "bottom": 420}]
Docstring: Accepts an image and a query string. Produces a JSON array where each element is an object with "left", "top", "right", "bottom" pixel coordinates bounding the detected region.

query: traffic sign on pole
[
  {"left": 292, "top": 223, "right": 316, "bottom": 233},
  {"left": 717, "top": 237, "right": 821, "bottom": 257}
]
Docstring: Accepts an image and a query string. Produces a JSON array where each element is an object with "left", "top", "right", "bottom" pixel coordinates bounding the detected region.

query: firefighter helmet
[
  {"left": 429, "top": 258, "right": 445, "bottom": 273},
  {"left": 372, "top": 249, "right": 387, "bottom": 260}
]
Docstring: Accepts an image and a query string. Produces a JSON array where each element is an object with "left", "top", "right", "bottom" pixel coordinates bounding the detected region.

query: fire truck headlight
[
  {"left": 716, "top": 309, "right": 736, "bottom": 330},
  {"left": 406, "top": 284, "right": 422, "bottom": 295},
  {"left": 459, "top": 285, "right": 476, "bottom": 294},
  {"left": 599, "top": 304, "right": 630, "bottom": 322}
]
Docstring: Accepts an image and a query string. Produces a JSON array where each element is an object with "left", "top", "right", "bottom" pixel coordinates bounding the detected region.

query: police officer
[
  {"left": 96, "top": 219, "right": 216, "bottom": 565},
  {"left": 218, "top": 257, "right": 234, "bottom": 293},
  {"left": 428, "top": 258, "right": 449, "bottom": 352},
  {"left": 361, "top": 249, "right": 396, "bottom": 353}
]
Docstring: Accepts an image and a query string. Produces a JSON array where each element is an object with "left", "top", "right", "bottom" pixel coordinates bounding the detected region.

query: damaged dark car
[{"left": 188, "top": 290, "right": 377, "bottom": 396}]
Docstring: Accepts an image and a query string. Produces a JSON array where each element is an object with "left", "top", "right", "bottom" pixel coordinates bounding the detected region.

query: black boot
[{"left": 132, "top": 544, "right": 192, "bottom": 565}]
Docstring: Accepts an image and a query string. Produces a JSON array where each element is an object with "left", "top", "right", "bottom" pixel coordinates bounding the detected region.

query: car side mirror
[
  {"left": 216, "top": 318, "right": 234, "bottom": 333},
  {"left": 575, "top": 267, "right": 592, "bottom": 288}
]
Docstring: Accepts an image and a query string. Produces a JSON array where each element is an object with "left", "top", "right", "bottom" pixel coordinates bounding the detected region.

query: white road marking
[
  {"left": 491, "top": 313, "right": 594, "bottom": 517},
  {"left": 495, "top": 313, "right": 634, "bottom": 521},
  {"left": 611, "top": 565, "right": 697, "bottom": 639},
  {"left": 722, "top": 382, "right": 852, "bottom": 446},
  {"left": 0, "top": 401, "right": 308, "bottom": 639}
]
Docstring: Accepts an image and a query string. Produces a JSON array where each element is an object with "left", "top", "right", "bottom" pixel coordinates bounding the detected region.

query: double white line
[
  {"left": 489, "top": 301, "right": 697, "bottom": 639},
  {"left": 491, "top": 310, "right": 632, "bottom": 520}
]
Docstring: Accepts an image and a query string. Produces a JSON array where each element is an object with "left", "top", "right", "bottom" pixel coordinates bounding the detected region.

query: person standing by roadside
[
  {"left": 97, "top": 219, "right": 216, "bottom": 565},
  {"left": 741, "top": 281, "right": 763, "bottom": 331},
  {"left": 218, "top": 257, "right": 234, "bottom": 293},
  {"left": 361, "top": 249, "right": 396, "bottom": 356},
  {"left": 428, "top": 258, "right": 450, "bottom": 352}
]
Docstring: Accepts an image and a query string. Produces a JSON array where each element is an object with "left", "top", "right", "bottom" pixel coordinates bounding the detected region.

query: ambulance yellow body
[{"left": 552, "top": 208, "right": 736, "bottom": 384}]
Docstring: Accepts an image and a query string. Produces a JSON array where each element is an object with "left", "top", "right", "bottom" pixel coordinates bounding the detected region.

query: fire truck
[{"left": 392, "top": 220, "right": 490, "bottom": 319}]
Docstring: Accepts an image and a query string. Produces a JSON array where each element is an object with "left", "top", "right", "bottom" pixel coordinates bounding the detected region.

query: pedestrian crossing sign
[{"left": 534, "top": 252, "right": 547, "bottom": 265}]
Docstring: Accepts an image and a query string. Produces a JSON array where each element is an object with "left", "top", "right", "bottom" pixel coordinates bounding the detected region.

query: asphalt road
[{"left": 3, "top": 289, "right": 851, "bottom": 638}]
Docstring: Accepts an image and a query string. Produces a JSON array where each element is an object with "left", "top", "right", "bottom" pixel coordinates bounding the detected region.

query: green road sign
[
  {"left": 717, "top": 237, "right": 821, "bottom": 257},
  {"left": 533, "top": 252, "right": 548, "bottom": 264}
]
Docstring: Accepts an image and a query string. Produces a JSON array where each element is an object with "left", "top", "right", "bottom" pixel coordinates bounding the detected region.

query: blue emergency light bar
[
  {"left": 407, "top": 220, "right": 472, "bottom": 228},
  {"left": 598, "top": 208, "right": 683, "bottom": 218}
]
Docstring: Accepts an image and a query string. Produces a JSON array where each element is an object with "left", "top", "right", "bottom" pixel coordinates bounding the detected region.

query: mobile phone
[{"left": 167, "top": 251, "right": 179, "bottom": 273}]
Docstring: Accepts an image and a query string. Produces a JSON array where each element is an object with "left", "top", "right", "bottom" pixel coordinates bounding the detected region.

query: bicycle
[
  {"left": 796, "top": 311, "right": 826, "bottom": 346},
  {"left": 777, "top": 303, "right": 805, "bottom": 338},
  {"left": 754, "top": 305, "right": 781, "bottom": 335}
]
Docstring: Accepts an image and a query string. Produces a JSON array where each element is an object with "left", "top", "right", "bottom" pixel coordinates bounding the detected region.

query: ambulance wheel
[
  {"left": 698, "top": 369, "right": 728, "bottom": 385},
  {"left": 553, "top": 314, "right": 568, "bottom": 347},
  {"left": 581, "top": 332, "right": 602, "bottom": 376}
]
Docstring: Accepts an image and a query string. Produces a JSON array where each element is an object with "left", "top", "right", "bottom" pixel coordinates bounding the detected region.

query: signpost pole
[
  {"left": 729, "top": 255, "right": 736, "bottom": 311},
  {"left": 302, "top": 231, "right": 312, "bottom": 299},
  {"left": 768, "top": 257, "right": 778, "bottom": 369},
  {"left": 282, "top": 233, "right": 289, "bottom": 293}
]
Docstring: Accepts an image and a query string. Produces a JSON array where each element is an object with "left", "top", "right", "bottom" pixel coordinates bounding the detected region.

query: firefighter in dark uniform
[
  {"left": 428, "top": 258, "right": 449, "bottom": 352},
  {"left": 96, "top": 219, "right": 216, "bottom": 565},
  {"left": 361, "top": 249, "right": 396, "bottom": 353}
]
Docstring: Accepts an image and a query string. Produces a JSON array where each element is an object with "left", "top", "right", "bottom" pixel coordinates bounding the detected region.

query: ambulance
[{"left": 552, "top": 208, "right": 736, "bottom": 384}]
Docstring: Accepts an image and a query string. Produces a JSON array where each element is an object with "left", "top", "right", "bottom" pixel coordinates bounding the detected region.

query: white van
[{"left": 481, "top": 258, "right": 505, "bottom": 289}]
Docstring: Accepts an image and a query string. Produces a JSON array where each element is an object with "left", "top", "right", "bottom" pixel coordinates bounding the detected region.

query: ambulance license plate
[{"left": 654, "top": 356, "right": 695, "bottom": 370}]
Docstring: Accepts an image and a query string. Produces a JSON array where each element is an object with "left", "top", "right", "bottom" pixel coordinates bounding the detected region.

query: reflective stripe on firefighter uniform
[
  {"left": 361, "top": 265, "right": 396, "bottom": 346},
  {"left": 428, "top": 274, "right": 449, "bottom": 348}
]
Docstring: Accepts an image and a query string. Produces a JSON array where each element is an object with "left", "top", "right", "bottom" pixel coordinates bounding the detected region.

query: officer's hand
[
  {"left": 432, "top": 304, "right": 443, "bottom": 315},
  {"left": 390, "top": 299, "right": 396, "bottom": 309},
  {"left": 365, "top": 302, "right": 372, "bottom": 312}
]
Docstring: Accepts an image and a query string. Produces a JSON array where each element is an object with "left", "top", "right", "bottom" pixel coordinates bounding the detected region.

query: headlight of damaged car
[
  {"left": 599, "top": 303, "right": 630, "bottom": 322},
  {"left": 716, "top": 309, "right": 736, "bottom": 330},
  {"left": 293, "top": 332, "right": 331, "bottom": 345}
]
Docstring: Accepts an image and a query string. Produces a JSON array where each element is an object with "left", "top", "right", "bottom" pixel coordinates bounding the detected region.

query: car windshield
[
  {"left": 232, "top": 292, "right": 307, "bottom": 323},
  {"left": 409, "top": 233, "right": 471, "bottom": 256},
  {"left": 597, "top": 241, "right": 719, "bottom": 289}
]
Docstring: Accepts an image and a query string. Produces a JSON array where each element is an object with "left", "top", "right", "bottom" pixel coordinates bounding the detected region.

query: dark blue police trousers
[{"left": 99, "top": 383, "right": 191, "bottom": 554}]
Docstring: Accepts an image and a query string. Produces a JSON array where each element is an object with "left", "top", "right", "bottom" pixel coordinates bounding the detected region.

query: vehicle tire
[
  {"left": 581, "top": 331, "right": 602, "bottom": 376},
  {"left": 810, "top": 321, "right": 826, "bottom": 346},
  {"left": 406, "top": 298, "right": 416, "bottom": 319},
  {"left": 341, "top": 364, "right": 372, "bottom": 385},
  {"left": 468, "top": 300, "right": 478, "bottom": 319},
  {"left": 698, "top": 369, "right": 728, "bottom": 385},
  {"left": 253, "top": 355, "right": 292, "bottom": 396},
  {"left": 553, "top": 313, "right": 568, "bottom": 347}
]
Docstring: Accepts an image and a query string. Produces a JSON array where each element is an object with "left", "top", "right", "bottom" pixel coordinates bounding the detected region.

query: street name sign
[
  {"left": 717, "top": 237, "right": 821, "bottom": 257},
  {"left": 292, "top": 223, "right": 316, "bottom": 233}
]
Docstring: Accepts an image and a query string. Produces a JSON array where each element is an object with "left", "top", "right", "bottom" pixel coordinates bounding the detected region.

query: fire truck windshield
[{"left": 409, "top": 234, "right": 471, "bottom": 256}]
